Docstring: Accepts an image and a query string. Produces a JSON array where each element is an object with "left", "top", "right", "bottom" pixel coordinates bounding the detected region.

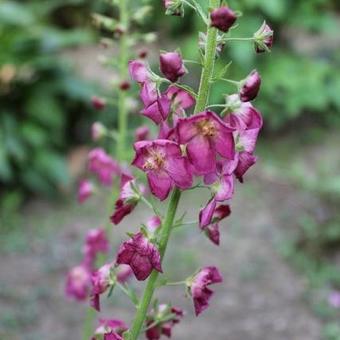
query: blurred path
[{"left": 0, "top": 169, "right": 322, "bottom": 339}]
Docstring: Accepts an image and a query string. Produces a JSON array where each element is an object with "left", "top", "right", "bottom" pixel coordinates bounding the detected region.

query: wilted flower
[
  {"left": 77, "top": 179, "right": 94, "bottom": 204},
  {"left": 177, "top": 111, "right": 235, "bottom": 175},
  {"left": 210, "top": 6, "right": 237, "bottom": 33},
  {"left": 83, "top": 228, "right": 110, "bottom": 267},
  {"left": 253, "top": 21, "right": 274, "bottom": 53},
  {"left": 240, "top": 70, "right": 261, "bottom": 102},
  {"left": 160, "top": 51, "right": 187, "bottom": 83},
  {"left": 111, "top": 174, "right": 143, "bottom": 225},
  {"left": 145, "top": 304, "right": 183, "bottom": 339},
  {"left": 65, "top": 265, "right": 91, "bottom": 301},
  {"left": 91, "top": 96, "right": 107, "bottom": 110},
  {"left": 199, "top": 199, "right": 231, "bottom": 245},
  {"left": 116, "top": 232, "right": 162, "bottom": 281},
  {"left": 88, "top": 148, "right": 120, "bottom": 186},
  {"left": 90, "top": 263, "right": 113, "bottom": 311},
  {"left": 188, "top": 266, "right": 223, "bottom": 316},
  {"left": 132, "top": 139, "right": 193, "bottom": 200},
  {"left": 135, "top": 125, "right": 150, "bottom": 141}
]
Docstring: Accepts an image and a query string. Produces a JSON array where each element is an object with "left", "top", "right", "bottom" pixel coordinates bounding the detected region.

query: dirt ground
[
  {"left": 0, "top": 46, "right": 332, "bottom": 339},
  {"left": 0, "top": 160, "right": 323, "bottom": 339}
]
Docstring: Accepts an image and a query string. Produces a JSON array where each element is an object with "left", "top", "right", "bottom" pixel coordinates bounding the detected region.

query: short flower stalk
[{"left": 66, "top": 0, "right": 274, "bottom": 339}]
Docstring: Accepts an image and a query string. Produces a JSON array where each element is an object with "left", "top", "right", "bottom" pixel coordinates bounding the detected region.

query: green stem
[
  {"left": 128, "top": 188, "right": 181, "bottom": 340},
  {"left": 117, "top": 0, "right": 129, "bottom": 161},
  {"left": 126, "top": 1, "right": 220, "bottom": 339},
  {"left": 194, "top": 0, "right": 219, "bottom": 114}
]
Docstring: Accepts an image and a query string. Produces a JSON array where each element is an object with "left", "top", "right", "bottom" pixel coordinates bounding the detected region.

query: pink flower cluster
[{"left": 65, "top": 228, "right": 132, "bottom": 313}]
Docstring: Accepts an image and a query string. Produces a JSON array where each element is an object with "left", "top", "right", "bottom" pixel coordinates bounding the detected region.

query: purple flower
[
  {"left": 210, "top": 6, "right": 237, "bottom": 33},
  {"left": 135, "top": 125, "right": 150, "bottom": 141},
  {"left": 240, "top": 70, "right": 261, "bottom": 102},
  {"left": 199, "top": 199, "right": 231, "bottom": 246},
  {"left": 88, "top": 148, "right": 120, "bottom": 186},
  {"left": 254, "top": 21, "right": 274, "bottom": 53},
  {"left": 129, "top": 60, "right": 151, "bottom": 84},
  {"left": 90, "top": 263, "right": 113, "bottom": 311},
  {"left": 145, "top": 304, "right": 183, "bottom": 340},
  {"left": 140, "top": 82, "right": 171, "bottom": 124},
  {"left": 83, "top": 228, "right": 110, "bottom": 268},
  {"left": 94, "top": 318, "right": 128, "bottom": 339},
  {"left": 177, "top": 111, "right": 235, "bottom": 175},
  {"left": 132, "top": 139, "right": 193, "bottom": 201},
  {"left": 188, "top": 266, "right": 223, "bottom": 316},
  {"left": 91, "top": 96, "right": 106, "bottom": 110},
  {"left": 65, "top": 264, "right": 91, "bottom": 301},
  {"left": 160, "top": 51, "right": 187, "bottom": 83},
  {"left": 77, "top": 179, "right": 94, "bottom": 204},
  {"left": 116, "top": 232, "right": 162, "bottom": 281},
  {"left": 91, "top": 122, "right": 106, "bottom": 141},
  {"left": 328, "top": 291, "right": 340, "bottom": 309},
  {"left": 110, "top": 174, "right": 141, "bottom": 225}
]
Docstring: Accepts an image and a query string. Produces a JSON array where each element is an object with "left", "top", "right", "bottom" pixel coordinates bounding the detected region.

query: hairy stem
[
  {"left": 126, "top": 1, "right": 219, "bottom": 339},
  {"left": 194, "top": 0, "right": 219, "bottom": 114},
  {"left": 117, "top": 0, "right": 129, "bottom": 161},
  {"left": 128, "top": 188, "right": 181, "bottom": 339}
]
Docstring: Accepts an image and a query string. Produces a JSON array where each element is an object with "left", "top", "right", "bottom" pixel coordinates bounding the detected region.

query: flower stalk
[
  {"left": 117, "top": 0, "right": 129, "bottom": 161},
  {"left": 126, "top": 0, "right": 220, "bottom": 337}
]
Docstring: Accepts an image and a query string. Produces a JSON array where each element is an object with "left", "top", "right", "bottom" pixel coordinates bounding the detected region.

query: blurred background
[{"left": 0, "top": 0, "right": 339, "bottom": 339}]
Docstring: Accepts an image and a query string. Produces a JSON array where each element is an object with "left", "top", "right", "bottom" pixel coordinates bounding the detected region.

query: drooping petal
[
  {"left": 165, "top": 156, "right": 192, "bottom": 189},
  {"left": 234, "top": 151, "right": 257, "bottom": 182},
  {"left": 147, "top": 171, "right": 172, "bottom": 201},
  {"left": 214, "top": 174, "right": 234, "bottom": 201},
  {"left": 199, "top": 198, "right": 217, "bottom": 229}
]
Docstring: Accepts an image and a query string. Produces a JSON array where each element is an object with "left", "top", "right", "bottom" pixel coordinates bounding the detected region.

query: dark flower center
[{"left": 196, "top": 119, "right": 216, "bottom": 137}]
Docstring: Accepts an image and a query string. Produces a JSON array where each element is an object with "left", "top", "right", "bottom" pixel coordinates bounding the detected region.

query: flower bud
[
  {"left": 253, "top": 21, "right": 273, "bottom": 53},
  {"left": 240, "top": 70, "right": 261, "bottom": 102},
  {"left": 160, "top": 51, "right": 187, "bottom": 83},
  {"left": 91, "top": 96, "right": 107, "bottom": 110},
  {"left": 91, "top": 122, "right": 107, "bottom": 141},
  {"left": 210, "top": 6, "right": 237, "bottom": 33},
  {"left": 164, "top": 0, "right": 184, "bottom": 17},
  {"left": 119, "top": 81, "right": 131, "bottom": 91},
  {"left": 138, "top": 49, "right": 148, "bottom": 59}
]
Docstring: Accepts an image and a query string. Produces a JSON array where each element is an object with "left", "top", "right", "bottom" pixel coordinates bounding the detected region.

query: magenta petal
[
  {"left": 147, "top": 171, "right": 172, "bottom": 201},
  {"left": 140, "top": 82, "right": 158, "bottom": 107},
  {"left": 187, "top": 135, "right": 215, "bottom": 175},
  {"left": 234, "top": 152, "right": 257, "bottom": 182},
  {"left": 205, "top": 223, "right": 220, "bottom": 246},
  {"left": 238, "top": 128, "right": 260, "bottom": 153},
  {"left": 129, "top": 60, "right": 150, "bottom": 84},
  {"left": 215, "top": 174, "right": 234, "bottom": 201},
  {"left": 142, "top": 101, "right": 164, "bottom": 124},
  {"left": 165, "top": 157, "right": 192, "bottom": 189},
  {"left": 212, "top": 121, "right": 235, "bottom": 159},
  {"left": 177, "top": 117, "right": 199, "bottom": 143},
  {"left": 199, "top": 198, "right": 217, "bottom": 229}
]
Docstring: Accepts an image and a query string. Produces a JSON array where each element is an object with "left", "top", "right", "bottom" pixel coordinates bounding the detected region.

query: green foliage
[
  {"left": 0, "top": 1, "right": 97, "bottom": 202},
  {"left": 149, "top": 0, "right": 340, "bottom": 129}
]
